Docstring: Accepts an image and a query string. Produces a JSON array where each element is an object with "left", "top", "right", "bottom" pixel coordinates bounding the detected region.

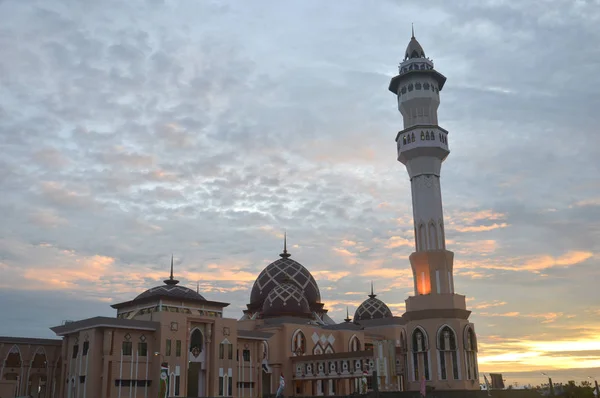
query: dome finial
[
  {"left": 280, "top": 230, "right": 291, "bottom": 258},
  {"left": 344, "top": 306, "right": 352, "bottom": 323},
  {"left": 196, "top": 281, "right": 199, "bottom": 294},
  {"left": 412, "top": 23, "right": 415, "bottom": 39},
  {"left": 369, "top": 281, "right": 376, "bottom": 298},
  {"left": 164, "top": 254, "right": 180, "bottom": 285}
]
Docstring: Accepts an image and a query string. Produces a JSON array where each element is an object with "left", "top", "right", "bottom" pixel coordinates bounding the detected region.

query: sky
[{"left": 1, "top": 0, "right": 599, "bottom": 387}]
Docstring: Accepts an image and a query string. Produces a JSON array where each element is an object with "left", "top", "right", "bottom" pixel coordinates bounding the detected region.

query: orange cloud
[
  {"left": 455, "top": 223, "right": 509, "bottom": 232},
  {"left": 385, "top": 236, "right": 413, "bottom": 249},
  {"left": 360, "top": 268, "right": 412, "bottom": 278},
  {"left": 341, "top": 239, "right": 357, "bottom": 247},
  {"left": 447, "top": 209, "right": 509, "bottom": 233},
  {"left": 470, "top": 300, "right": 507, "bottom": 309},
  {"left": 311, "top": 270, "right": 350, "bottom": 281},
  {"left": 520, "top": 251, "right": 593, "bottom": 271}
]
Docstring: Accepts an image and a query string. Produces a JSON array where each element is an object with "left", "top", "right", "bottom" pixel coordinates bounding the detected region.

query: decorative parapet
[{"left": 291, "top": 350, "right": 376, "bottom": 380}]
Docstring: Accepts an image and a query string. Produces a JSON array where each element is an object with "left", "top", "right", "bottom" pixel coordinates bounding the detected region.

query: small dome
[
  {"left": 134, "top": 255, "right": 206, "bottom": 302},
  {"left": 405, "top": 36, "right": 426, "bottom": 60},
  {"left": 354, "top": 285, "right": 393, "bottom": 321},
  {"left": 135, "top": 284, "right": 205, "bottom": 302},
  {"left": 249, "top": 243, "right": 321, "bottom": 309},
  {"left": 262, "top": 279, "right": 311, "bottom": 318}
]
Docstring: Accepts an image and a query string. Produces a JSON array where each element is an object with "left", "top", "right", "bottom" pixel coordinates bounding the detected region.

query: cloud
[{"left": 1, "top": 0, "right": 600, "bottom": 381}]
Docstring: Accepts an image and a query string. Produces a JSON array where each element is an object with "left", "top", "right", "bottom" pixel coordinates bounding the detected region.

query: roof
[
  {"left": 50, "top": 316, "right": 160, "bottom": 336},
  {"left": 111, "top": 295, "right": 229, "bottom": 310},
  {"left": 321, "top": 322, "right": 364, "bottom": 331},
  {"left": 0, "top": 336, "right": 62, "bottom": 346},
  {"left": 356, "top": 316, "right": 407, "bottom": 328},
  {"left": 237, "top": 330, "right": 273, "bottom": 340}
]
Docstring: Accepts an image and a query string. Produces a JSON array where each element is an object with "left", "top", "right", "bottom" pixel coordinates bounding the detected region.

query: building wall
[{"left": 0, "top": 340, "right": 62, "bottom": 398}]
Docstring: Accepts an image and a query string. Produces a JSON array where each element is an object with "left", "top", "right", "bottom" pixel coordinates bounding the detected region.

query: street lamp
[
  {"left": 541, "top": 373, "right": 554, "bottom": 396},
  {"left": 588, "top": 377, "right": 599, "bottom": 397}
]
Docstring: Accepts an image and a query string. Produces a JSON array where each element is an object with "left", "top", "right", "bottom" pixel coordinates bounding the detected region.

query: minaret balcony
[{"left": 396, "top": 124, "right": 450, "bottom": 165}]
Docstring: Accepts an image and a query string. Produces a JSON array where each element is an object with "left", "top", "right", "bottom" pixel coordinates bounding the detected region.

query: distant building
[{"left": 0, "top": 31, "right": 480, "bottom": 397}]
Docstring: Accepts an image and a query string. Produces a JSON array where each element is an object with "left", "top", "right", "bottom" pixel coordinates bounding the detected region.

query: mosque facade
[{"left": 0, "top": 33, "right": 480, "bottom": 398}]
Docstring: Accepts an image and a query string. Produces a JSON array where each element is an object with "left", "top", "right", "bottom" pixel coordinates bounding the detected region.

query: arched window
[
  {"left": 291, "top": 330, "right": 306, "bottom": 355},
  {"left": 349, "top": 335, "right": 361, "bottom": 352},
  {"left": 424, "top": 82, "right": 430, "bottom": 90},
  {"left": 31, "top": 347, "right": 47, "bottom": 368},
  {"left": 415, "top": 82, "right": 422, "bottom": 90},
  {"left": 401, "top": 86, "right": 407, "bottom": 94},
  {"left": 403, "top": 136, "right": 407, "bottom": 145},
  {"left": 411, "top": 327, "right": 430, "bottom": 381},
  {"left": 4, "top": 345, "right": 22, "bottom": 368},
  {"left": 420, "top": 131, "right": 425, "bottom": 141},
  {"left": 408, "top": 83, "right": 414, "bottom": 92},
  {"left": 464, "top": 326, "right": 478, "bottom": 380},
  {"left": 428, "top": 221, "right": 438, "bottom": 250},
  {"left": 437, "top": 326, "right": 459, "bottom": 380},
  {"left": 425, "top": 132, "right": 430, "bottom": 140},
  {"left": 399, "top": 330, "right": 407, "bottom": 351},
  {"left": 411, "top": 132, "right": 415, "bottom": 142},
  {"left": 190, "top": 329, "right": 204, "bottom": 357},
  {"left": 418, "top": 223, "right": 426, "bottom": 251},
  {"left": 262, "top": 341, "right": 269, "bottom": 361}
]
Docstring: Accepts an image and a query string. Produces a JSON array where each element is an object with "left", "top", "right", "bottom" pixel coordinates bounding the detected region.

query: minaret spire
[
  {"left": 344, "top": 306, "right": 352, "bottom": 323},
  {"left": 196, "top": 281, "right": 199, "bottom": 294},
  {"left": 164, "top": 254, "right": 180, "bottom": 285},
  {"left": 368, "top": 281, "right": 376, "bottom": 298},
  {"left": 411, "top": 23, "right": 415, "bottom": 38},
  {"left": 279, "top": 230, "right": 291, "bottom": 258}
]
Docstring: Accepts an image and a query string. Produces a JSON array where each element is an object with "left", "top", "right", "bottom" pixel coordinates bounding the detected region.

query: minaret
[
  {"left": 389, "top": 31, "right": 479, "bottom": 390},
  {"left": 389, "top": 31, "right": 453, "bottom": 299}
]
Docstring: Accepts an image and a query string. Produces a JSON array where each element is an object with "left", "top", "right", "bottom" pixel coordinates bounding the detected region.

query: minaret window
[
  {"left": 401, "top": 86, "right": 407, "bottom": 94},
  {"left": 411, "top": 132, "right": 415, "bottom": 142},
  {"left": 408, "top": 83, "right": 414, "bottom": 92},
  {"left": 412, "top": 328, "right": 430, "bottom": 381},
  {"left": 424, "top": 82, "right": 430, "bottom": 90},
  {"left": 464, "top": 326, "right": 478, "bottom": 380},
  {"left": 415, "top": 82, "right": 422, "bottom": 90},
  {"left": 403, "top": 136, "right": 407, "bottom": 145},
  {"left": 437, "top": 326, "right": 459, "bottom": 380},
  {"left": 425, "top": 132, "right": 430, "bottom": 140},
  {"left": 421, "top": 131, "right": 425, "bottom": 140}
]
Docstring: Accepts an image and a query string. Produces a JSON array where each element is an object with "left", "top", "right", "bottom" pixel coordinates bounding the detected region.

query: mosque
[{"left": 0, "top": 32, "right": 480, "bottom": 398}]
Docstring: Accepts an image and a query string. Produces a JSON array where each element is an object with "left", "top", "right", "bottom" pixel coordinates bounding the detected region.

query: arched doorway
[
  {"left": 3, "top": 345, "right": 22, "bottom": 396},
  {"left": 29, "top": 348, "right": 48, "bottom": 397},
  {"left": 187, "top": 328, "right": 206, "bottom": 397}
]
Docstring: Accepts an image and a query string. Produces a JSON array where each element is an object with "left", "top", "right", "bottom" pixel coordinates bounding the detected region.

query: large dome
[
  {"left": 262, "top": 279, "right": 311, "bottom": 318},
  {"left": 249, "top": 245, "right": 321, "bottom": 309},
  {"left": 354, "top": 284, "right": 393, "bottom": 321}
]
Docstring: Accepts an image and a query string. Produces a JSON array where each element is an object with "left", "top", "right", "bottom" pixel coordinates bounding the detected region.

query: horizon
[{"left": 0, "top": 0, "right": 599, "bottom": 388}]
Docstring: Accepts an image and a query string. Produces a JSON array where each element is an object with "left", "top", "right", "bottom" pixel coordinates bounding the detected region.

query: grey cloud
[{"left": 0, "top": 3, "right": 598, "bottom": 382}]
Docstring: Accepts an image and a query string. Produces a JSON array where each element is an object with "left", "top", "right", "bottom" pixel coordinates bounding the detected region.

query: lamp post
[
  {"left": 588, "top": 376, "right": 600, "bottom": 397},
  {"left": 542, "top": 372, "right": 554, "bottom": 396}
]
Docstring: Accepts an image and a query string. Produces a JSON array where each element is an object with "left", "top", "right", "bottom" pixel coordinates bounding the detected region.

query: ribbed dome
[
  {"left": 249, "top": 243, "right": 321, "bottom": 309},
  {"left": 134, "top": 255, "right": 206, "bottom": 302},
  {"left": 135, "top": 284, "right": 205, "bottom": 302},
  {"left": 354, "top": 285, "right": 393, "bottom": 321},
  {"left": 262, "top": 279, "right": 311, "bottom": 318},
  {"left": 405, "top": 35, "right": 426, "bottom": 60}
]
